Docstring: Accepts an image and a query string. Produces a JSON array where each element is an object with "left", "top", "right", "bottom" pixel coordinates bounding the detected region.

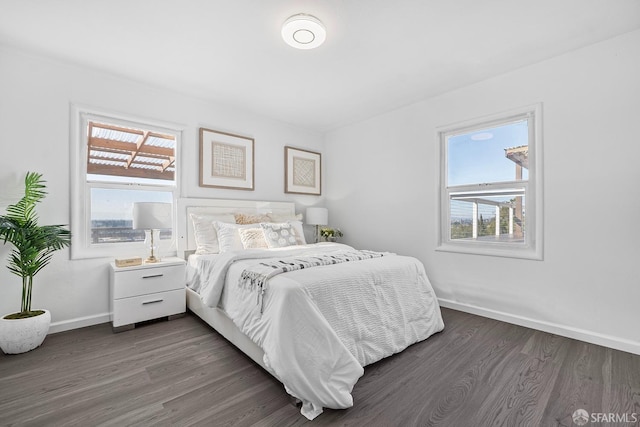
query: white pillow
[
  {"left": 260, "top": 222, "right": 304, "bottom": 248},
  {"left": 190, "top": 213, "right": 235, "bottom": 254},
  {"left": 288, "top": 220, "right": 307, "bottom": 245},
  {"left": 267, "top": 212, "right": 303, "bottom": 223},
  {"left": 214, "top": 222, "right": 256, "bottom": 252}
]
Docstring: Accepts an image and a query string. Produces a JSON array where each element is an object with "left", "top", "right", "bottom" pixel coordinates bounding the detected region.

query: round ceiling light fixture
[{"left": 281, "top": 14, "right": 326, "bottom": 50}]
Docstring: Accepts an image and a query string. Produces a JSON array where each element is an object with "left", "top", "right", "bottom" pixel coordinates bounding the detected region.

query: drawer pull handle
[
  {"left": 142, "top": 274, "right": 164, "bottom": 279},
  {"left": 142, "top": 299, "right": 164, "bottom": 305}
]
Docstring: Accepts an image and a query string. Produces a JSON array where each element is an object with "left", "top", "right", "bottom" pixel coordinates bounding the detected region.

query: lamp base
[{"left": 145, "top": 229, "right": 159, "bottom": 263}]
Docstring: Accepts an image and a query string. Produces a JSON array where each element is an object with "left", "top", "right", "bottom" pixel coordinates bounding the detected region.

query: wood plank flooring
[{"left": 1, "top": 308, "right": 638, "bottom": 426}]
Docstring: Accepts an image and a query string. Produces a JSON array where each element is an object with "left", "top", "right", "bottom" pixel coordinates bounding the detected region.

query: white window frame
[
  {"left": 70, "top": 105, "right": 183, "bottom": 259},
  {"left": 437, "top": 104, "right": 543, "bottom": 260}
]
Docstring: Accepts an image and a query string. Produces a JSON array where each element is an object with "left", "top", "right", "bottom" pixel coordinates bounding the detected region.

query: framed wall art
[
  {"left": 199, "top": 127, "right": 254, "bottom": 190},
  {"left": 285, "top": 146, "right": 321, "bottom": 195}
]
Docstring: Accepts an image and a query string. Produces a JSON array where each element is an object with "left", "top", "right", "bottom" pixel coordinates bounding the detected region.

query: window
[
  {"left": 71, "top": 107, "right": 181, "bottom": 259},
  {"left": 437, "top": 104, "right": 543, "bottom": 259}
]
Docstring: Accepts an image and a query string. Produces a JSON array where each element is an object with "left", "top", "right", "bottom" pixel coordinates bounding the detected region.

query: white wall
[
  {"left": 0, "top": 46, "right": 324, "bottom": 331},
  {"left": 324, "top": 30, "right": 640, "bottom": 354},
  {"left": 2, "top": 30, "right": 639, "bottom": 353}
]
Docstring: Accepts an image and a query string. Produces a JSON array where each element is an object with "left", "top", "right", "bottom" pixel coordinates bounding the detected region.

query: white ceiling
[{"left": 1, "top": 0, "right": 639, "bottom": 132}]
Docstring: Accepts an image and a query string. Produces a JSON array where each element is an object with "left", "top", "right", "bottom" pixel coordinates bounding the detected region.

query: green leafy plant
[
  {"left": 320, "top": 227, "right": 343, "bottom": 240},
  {"left": 0, "top": 172, "right": 71, "bottom": 319}
]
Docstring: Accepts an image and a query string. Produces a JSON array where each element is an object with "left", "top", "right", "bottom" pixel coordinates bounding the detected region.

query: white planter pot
[{"left": 0, "top": 309, "right": 51, "bottom": 354}]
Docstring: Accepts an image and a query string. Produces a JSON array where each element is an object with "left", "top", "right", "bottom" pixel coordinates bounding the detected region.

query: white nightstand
[{"left": 109, "top": 257, "right": 186, "bottom": 332}]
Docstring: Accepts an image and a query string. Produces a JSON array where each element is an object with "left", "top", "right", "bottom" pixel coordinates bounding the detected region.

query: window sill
[{"left": 436, "top": 242, "right": 543, "bottom": 260}]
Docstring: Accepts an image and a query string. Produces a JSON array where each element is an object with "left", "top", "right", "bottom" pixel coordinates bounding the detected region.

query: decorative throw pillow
[
  {"left": 234, "top": 213, "right": 271, "bottom": 224},
  {"left": 265, "top": 214, "right": 306, "bottom": 244},
  {"left": 239, "top": 227, "right": 268, "bottom": 249},
  {"left": 190, "top": 213, "right": 236, "bottom": 254},
  {"left": 260, "top": 222, "right": 303, "bottom": 248}
]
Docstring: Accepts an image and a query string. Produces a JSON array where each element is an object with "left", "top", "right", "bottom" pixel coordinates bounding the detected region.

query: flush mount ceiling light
[{"left": 281, "top": 14, "right": 326, "bottom": 50}]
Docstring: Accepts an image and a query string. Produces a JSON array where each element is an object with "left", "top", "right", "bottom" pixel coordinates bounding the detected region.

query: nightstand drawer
[
  {"left": 112, "top": 264, "right": 184, "bottom": 299},
  {"left": 112, "top": 289, "right": 185, "bottom": 327}
]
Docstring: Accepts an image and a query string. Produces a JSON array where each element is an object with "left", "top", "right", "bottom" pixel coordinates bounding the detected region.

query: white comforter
[{"left": 191, "top": 243, "right": 444, "bottom": 419}]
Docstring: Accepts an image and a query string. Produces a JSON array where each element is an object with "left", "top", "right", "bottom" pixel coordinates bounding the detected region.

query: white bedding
[{"left": 188, "top": 243, "right": 444, "bottom": 419}]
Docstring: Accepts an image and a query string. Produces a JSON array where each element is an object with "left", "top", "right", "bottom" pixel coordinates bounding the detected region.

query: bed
[{"left": 177, "top": 198, "right": 444, "bottom": 420}]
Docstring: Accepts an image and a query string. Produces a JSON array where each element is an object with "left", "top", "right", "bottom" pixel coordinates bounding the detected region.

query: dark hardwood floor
[{"left": 1, "top": 308, "right": 638, "bottom": 426}]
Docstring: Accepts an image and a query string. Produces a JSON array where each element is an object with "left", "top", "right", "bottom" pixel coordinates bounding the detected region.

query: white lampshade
[
  {"left": 306, "top": 207, "right": 328, "bottom": 226},
  {"left": 132, "top": 202, "right": 172, "bottom": 230}
]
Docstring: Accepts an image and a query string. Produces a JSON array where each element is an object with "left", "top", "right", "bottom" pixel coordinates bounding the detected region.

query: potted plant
[
  {"left": 320, "top": 227, "right": 343, "bottom": 242},
  {"left": 0, "top": 172, "right": 71, "bottom": 354}
]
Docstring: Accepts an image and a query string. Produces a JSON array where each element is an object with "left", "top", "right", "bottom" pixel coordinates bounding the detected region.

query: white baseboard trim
[
  {"left": 438, "top": 298, "right": 640, "bottom": 356},
  {"left": 49, "top": 313, "right": 110, "bottom": 334},
  {"left": 45, "top": 302, "right": 640, "bottom": 356}
]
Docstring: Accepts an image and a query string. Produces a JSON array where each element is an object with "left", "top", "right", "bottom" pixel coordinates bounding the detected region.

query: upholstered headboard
[{"left": 176, "top": 198, "right": 297, "bottom": 258}]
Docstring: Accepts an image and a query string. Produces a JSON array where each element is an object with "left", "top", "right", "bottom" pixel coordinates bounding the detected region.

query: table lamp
[
  {"left": 132, "top": 202, "right": 172, "bottom": 263},
  {"left": 306, "top": 207, "right": 328, "bottom": 243}
]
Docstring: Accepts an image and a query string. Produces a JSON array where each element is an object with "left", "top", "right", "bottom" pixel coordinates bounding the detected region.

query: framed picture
[
  {"left": 199, "top": 128, "right": 254, "bottom": 190},
  {"left": 285, "top": 146, "right": 321, "bottom": 195}
]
